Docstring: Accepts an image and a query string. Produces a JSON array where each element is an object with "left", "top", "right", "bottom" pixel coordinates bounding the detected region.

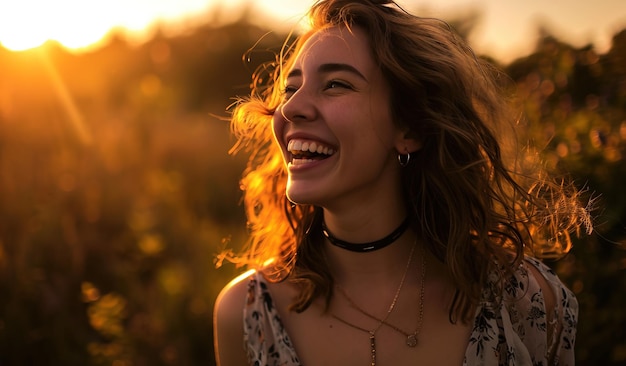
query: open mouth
[{"left": 288, "top": 139, "right": 335, "bottom": 165}]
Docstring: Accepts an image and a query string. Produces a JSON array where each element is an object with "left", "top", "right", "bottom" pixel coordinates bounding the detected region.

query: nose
[{"left": 279, "top": 87, "right": 317, "bottom": 123}]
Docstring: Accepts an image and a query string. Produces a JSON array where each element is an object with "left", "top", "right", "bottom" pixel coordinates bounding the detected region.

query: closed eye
[
  {"left": 282, "top": 85, "right": 298, "bottom": 100},
  {"left": 281, "top": 79, "right": 353, "bottom": 101},
  {"left": 325, "top": 80, "right": 352, "bottom": 90}
]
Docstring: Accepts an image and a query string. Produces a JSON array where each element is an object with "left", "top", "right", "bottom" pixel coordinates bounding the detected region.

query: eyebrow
[{"left": 286, "top": 63, "right": 368, "bottom": 81}]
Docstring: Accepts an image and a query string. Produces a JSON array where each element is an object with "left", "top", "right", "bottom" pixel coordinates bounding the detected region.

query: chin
[
  {"left": 286, "top": 191, "right": 317, "bottom": 206},
  {"left": 285, "top": 184, "right": 325, "bottom": 206}
]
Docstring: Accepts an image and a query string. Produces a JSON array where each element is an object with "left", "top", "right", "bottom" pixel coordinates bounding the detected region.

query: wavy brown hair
[{"left": 224, "top": 0, "right": 592, "bottom": 322}]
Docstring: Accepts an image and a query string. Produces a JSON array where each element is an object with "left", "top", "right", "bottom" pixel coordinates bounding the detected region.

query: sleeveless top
[{"left": 242, "top": 257, "right": 578, "bottom": 365}]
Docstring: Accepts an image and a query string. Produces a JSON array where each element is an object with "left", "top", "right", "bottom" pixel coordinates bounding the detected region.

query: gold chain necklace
[
  {"left": 331, "top": 243, "right": 417, "bottom": 366},
  {"left": 336, "top": 246, "right": 426, "bottom": 348}
]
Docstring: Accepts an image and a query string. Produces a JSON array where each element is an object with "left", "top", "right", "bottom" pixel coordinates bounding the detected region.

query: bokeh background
[{"left": 0, "top": 1, "right": 625, "bottom": 365}]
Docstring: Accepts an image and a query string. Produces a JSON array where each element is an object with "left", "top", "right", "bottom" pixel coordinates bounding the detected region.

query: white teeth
[
  {"left": 287, "top": 139, "right": 335, "bottom": 156},
  {"left": 291, "top": 158, "right": 316, "bottom": 165},
  {"left": 291, "top": 140, "right": 302, "bottom": 152}
]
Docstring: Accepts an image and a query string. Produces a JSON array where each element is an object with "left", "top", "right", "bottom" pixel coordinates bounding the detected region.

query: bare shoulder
[
  {"left": 213, "top": 270, "right": 255, "bottom": 366},
  {"left": 214, "top": 270, "right": 253, "bottom": 321}
]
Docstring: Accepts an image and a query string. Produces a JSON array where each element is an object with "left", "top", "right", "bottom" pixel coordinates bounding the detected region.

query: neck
[
  {"left": 324, "top": 232, "right": 418, "bottom": 286},
  {"left": 321, "top": 208, "right": 408, "bottom": 246},
  {"left": 322, "top": 216, "right": 409, "bottom": 253},
  {"left": 319, "top": 207, "right": 413, "bottom": 280}
]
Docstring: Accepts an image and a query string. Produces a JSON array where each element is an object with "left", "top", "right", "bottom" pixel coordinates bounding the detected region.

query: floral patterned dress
[{"left": 243, "top": 257, "right": 578, "bottom": 365}]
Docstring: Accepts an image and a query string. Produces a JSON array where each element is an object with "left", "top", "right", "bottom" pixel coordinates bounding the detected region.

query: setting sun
[
  {"left": 0, "top": 1, "right": 114, "bottom": 51},
  {"left": 0, "top": 0, "right": 214, "bottom": 52}
]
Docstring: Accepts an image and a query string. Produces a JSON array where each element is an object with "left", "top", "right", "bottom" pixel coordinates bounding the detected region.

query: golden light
[
  {"left": 0, "top": 0, "right": 215, "bottom": 52},
  {"left": 0, "top": 1, "right": 118, "bottom": 51},
  {"left": 0, "top": 1, "right": 49, "bottom": 51}
]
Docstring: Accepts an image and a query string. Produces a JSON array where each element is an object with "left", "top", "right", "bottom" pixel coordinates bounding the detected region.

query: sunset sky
[{"left": 0, "top": 0, "right": 624, "bottom": 62}]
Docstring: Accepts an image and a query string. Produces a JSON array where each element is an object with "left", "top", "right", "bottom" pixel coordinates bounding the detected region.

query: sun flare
[
  {"left": 0, "top": 1, "right": 111, "bottom": 51},
  {"left": 0, "top": 0, "right": 214, "bottom": 52}
]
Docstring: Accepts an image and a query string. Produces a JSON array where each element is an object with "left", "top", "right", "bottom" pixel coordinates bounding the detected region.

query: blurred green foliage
[{"left": 0, "top": 12, "right": 623, "bottom": 366}]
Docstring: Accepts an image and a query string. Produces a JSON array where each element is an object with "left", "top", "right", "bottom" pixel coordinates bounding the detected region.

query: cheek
[
  {"left": 368, "top": 80, "right": 397, "bottom": 147},
  {"left": 271, "top": 111, "right": 285, "bottom": 147},
  {"left": 362, "top": 105, "right": 398, "bottom": 150}
]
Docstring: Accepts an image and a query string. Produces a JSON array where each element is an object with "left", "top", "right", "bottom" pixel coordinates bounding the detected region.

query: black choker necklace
[{"left": 321, "top": 217, "right": 410, "bottom": 253}]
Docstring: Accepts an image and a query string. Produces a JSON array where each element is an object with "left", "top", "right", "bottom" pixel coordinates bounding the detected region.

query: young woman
[{"left": 214, "top": 1, "right": 590, "bottom": 365}]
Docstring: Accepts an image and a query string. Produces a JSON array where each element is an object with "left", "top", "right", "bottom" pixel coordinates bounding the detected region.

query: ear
[{"left": 394, "top": 129, "right": 422, "bottom": 155}]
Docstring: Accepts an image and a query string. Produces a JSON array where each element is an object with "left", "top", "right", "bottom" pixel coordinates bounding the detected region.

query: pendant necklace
[
  {"left": 322, "top": 216, "right": 410, "bottom": 253},
  {"left": 336, "top": 245, "right": 427, "bottom": 348},
  {"left": 331, "top": 243, "right": 416, "bottom": 366}
]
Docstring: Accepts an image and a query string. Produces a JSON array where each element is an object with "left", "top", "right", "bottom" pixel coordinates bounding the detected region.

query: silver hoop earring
[{"left": 398, "top": 152, "right": 411, "bottom": 167}]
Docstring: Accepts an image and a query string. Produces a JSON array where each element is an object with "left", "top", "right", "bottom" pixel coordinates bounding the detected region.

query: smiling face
[{"left": 272, "top": 26, "right": 408, "bottom": 212}]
